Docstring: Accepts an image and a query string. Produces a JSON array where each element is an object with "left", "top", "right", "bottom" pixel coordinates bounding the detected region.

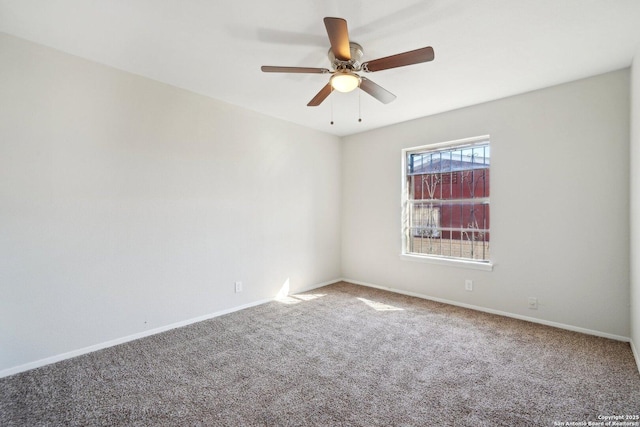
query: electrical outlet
[
  {"left": 528, "top": 297, "right": 538, "bottom": 309},
  {"left": 465, "top": 279, "right": 473, "bottom": 291},
  {"left": 235, "top": 281, "right": 243, "bottom": 293}
]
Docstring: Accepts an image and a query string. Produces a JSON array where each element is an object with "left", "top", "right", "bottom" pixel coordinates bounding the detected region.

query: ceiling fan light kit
[
  {"left": 330, "top": 71, "right": 360, "bottom": 93},
  {"left": 261, "top": 17, "right": 435, "bottom": 109}
]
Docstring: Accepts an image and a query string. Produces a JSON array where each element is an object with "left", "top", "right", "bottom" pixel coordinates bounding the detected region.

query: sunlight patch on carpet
[
  {"left": 275, "top": 278, "right": 327, "bottom": 304},
  {"left": 293, "top": 293, "right": 326, "bottom": 301},
  {"left": 357, "top": 297, "right": 404, "bottom": 311},
  {"left": 276, "top": 294, "right": 327, "bottom": 305}
]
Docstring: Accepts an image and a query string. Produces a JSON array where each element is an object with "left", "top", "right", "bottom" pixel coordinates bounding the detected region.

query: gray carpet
[{"left": 1, "top": 281, "right": 639, "bottom": 426}]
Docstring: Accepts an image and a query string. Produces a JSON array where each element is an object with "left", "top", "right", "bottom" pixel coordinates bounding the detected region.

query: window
[{"left": 403, "top": 136, "right": 490, "bottom": 264}]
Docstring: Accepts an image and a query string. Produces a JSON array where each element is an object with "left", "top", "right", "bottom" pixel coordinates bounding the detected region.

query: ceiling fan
[{"left": 261, "top": 17, "right": 435, "bottom": 107}]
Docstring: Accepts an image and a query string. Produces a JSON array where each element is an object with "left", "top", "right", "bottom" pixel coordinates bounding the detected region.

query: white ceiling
[{"left": 1, "top": 0, "right": 640, "bottom": 136}]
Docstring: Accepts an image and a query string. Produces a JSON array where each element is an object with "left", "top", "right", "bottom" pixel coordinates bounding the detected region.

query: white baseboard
[
  {"left": 342, "top": 278, "right": 631, "bottom": 343},
  {"left": 0, "top": 278, "right": 342, "bottom": 379},
  {"left": 0, "top": 298, "right": 270, "bottom": 379},
  {"left": 631, "top": 339, "right": 640, "bottom": 374},
  {"left": 3, "top": 277, "right": 629, "bottom": 379}
]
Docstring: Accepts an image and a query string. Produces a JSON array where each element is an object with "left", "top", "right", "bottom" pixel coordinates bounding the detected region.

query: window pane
[{"left": 405, "top": 139, "right": 490, "bottom": 262}]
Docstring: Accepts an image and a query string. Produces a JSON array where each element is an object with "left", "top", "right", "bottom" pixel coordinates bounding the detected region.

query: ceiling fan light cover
[{"left": 330, "top": 72, "right": 360, "bottom": 93}]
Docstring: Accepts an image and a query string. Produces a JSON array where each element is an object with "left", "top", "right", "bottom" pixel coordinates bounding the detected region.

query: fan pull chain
[
  {"left": 358, "top": 87, "right": 362, "bottom": 123},
  {"left": 330, "top": 86, "right": 334, "bottom": 125}
]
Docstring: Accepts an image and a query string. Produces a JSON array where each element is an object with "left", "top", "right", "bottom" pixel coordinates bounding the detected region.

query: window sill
[{"left": 400, "top": 253, "right": 494, "bottom": 271}]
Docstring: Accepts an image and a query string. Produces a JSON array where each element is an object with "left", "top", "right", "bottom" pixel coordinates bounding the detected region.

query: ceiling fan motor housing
[{"left": 328, "top": 42, "right": 364, "bottom": 71}]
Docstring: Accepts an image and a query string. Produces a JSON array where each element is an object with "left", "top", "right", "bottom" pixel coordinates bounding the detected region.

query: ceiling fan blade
[
  {"left": 261, "top": 66, "right": 330, "bottom": 74},
  {"left": 324, "top": 17, "right": 351, "bottom": 61},
  {"left": 307, "top": 83, "right": 333, "bottom": 107},
  {"left": 362, "top": 46, "right": 434, "bottom": 72},
  {"left": 359, "top": 77, "right": 396, "bottom": 104}
]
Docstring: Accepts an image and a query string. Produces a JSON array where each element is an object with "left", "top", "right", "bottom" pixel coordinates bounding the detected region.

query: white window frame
[{"left": 401, "top": 135, "right": 493, "bottom": 271}]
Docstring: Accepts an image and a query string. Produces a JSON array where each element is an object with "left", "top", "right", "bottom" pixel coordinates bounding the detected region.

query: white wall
[
  {"left": 0, "top": 33, "right": 342, "bottom": 374},
  {"left": 631, "top": 50, "right": 640, "bottom": 366},
  {"left": 342, "top": 69, "right": 631, "bottom": 339}
]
